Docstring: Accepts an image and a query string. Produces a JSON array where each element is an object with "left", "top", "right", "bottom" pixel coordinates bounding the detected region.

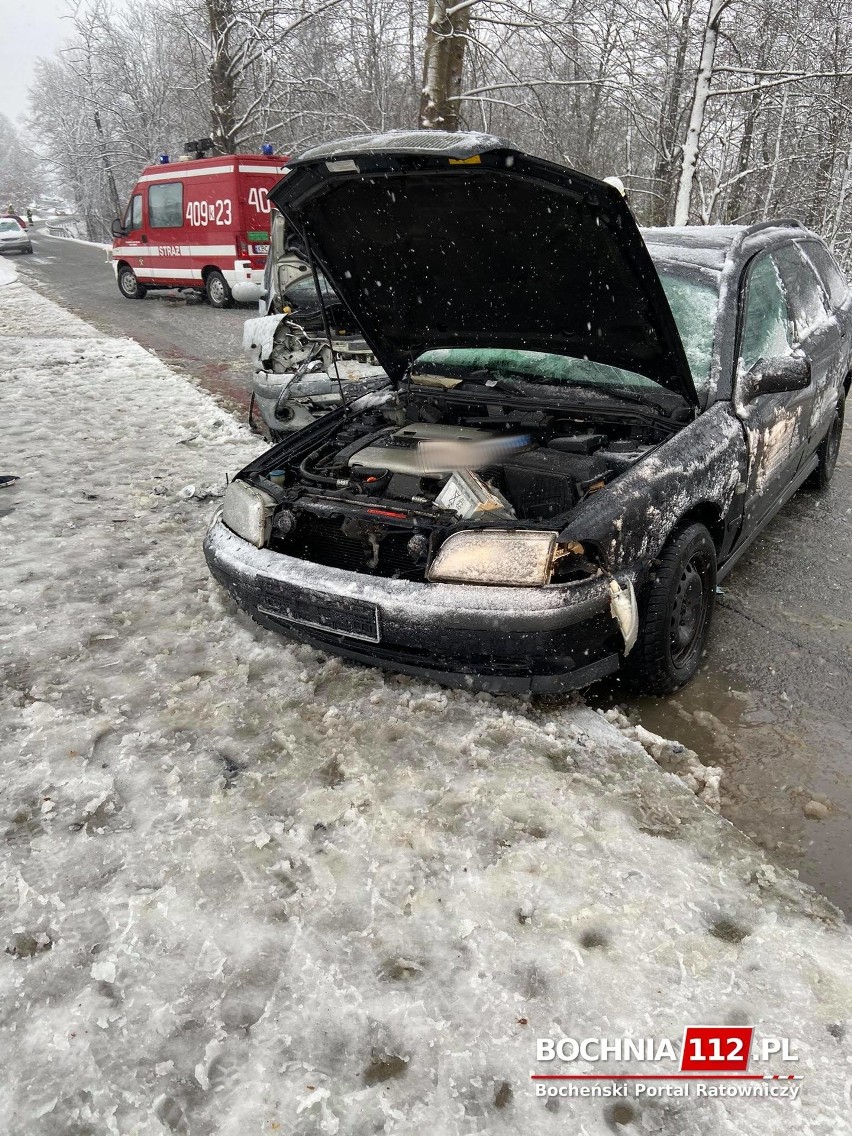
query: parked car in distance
[
  {"left": 205, "top": 131, "right": 849, "bottom": 696},
  {"left": 0, "top": 218, "right": 33, "bottom": 255},
  {"left": 110, "top": 145, "right": 288, "bottom": 306}
]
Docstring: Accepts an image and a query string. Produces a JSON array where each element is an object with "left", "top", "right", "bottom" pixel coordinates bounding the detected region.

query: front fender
[{"left": 560, "top": 403, "right": 746, "bottom": 569}]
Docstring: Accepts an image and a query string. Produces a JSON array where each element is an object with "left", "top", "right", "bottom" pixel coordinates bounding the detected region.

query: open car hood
[{"left": 270, "top": 131, "right": 698, "bottom": 407}]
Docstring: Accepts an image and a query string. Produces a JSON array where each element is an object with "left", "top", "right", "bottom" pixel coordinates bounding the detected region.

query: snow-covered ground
[
  {"left": 1, "top": 281, "right": 851, "bottom": 1135},
  {"left": 0, "top": 256, "right": 17, "bottom": 286}
]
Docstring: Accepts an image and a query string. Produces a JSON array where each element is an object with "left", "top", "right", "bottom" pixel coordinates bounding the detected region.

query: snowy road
[
  {"left": 1, "top": 280, "right": 851, "bottom": 1134},
  {"left": 15, "top": 231, "right": 255, "bottom": 412}
]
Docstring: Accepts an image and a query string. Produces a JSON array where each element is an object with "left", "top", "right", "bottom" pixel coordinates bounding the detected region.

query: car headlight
[
  {"left": 426, "top": 529, "right": 558, "bottom": 586},
  {"left": 221, "top": 480, "right": 276, "bottom": 547}
]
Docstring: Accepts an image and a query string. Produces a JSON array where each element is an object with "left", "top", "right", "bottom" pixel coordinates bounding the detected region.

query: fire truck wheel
[
  {"left": 117, "top": 265, "right": 147, "bottom": 300},
  {"left": 205, "top": 270, "right": 233, "bottom": 309}
]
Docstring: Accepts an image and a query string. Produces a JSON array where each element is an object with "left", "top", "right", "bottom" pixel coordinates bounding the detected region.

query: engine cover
[{"left": 348, "top": 423, "right": 498, "bottom": 475}]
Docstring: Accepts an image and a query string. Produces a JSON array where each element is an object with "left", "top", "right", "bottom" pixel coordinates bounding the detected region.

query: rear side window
[
  {"left": 124, "top": 194, "right": 142, "bottom": 231},
  {"left": 148, "top": 182, "right": 183, "bottom": 228},
  {"left": 800, "top": 241, "right": 848, "bottom": 309},
  {"left": 739, "top": 253, "right": 792, "bottom": 370},
  {"left": 772, "top": 244, "right": 829, "bottom": 341}
]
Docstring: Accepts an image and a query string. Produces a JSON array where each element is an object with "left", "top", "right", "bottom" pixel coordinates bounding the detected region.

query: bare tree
[
  {"left": 673, "top": 0, "right": 732, "bottom": 225},
  {"left": 25, "top": 0, "right": 852, "bottom": 265},
  {"left": 420, "top": 0, "right": 475, "bottom": 130},
  {"left": 0, "top": 115, "right": 41, "bottom": 209}
]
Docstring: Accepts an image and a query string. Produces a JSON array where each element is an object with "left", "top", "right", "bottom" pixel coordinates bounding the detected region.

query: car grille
[{"left": 275, "top": 515, "right": 425, "bottom": 580}]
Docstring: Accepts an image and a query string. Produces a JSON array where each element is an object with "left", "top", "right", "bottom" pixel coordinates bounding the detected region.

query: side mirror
[
  {"left": 110, "top": 217, "right": 125, "bottom": 238},
  {"left": 745, "top": 355, "right": 811, "bottom": 400}
]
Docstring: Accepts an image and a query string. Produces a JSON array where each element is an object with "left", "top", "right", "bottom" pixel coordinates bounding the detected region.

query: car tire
[
  {"left": 625, "top": 523, "right": 717, "bottom": 695},
  {"left": 809, "top": 393, "right": 845, "bottom": 490},
  {"left": 205, "top": 270, "right": 232, "bottom": 308},
  {"left": 118, "top": 265, "right": 147, "bottom": 299}
]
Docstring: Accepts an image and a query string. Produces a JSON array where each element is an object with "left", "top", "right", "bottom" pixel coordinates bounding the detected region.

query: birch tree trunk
[
  {"left": 762, "top": 87, "right": 788, "bottom": 221},
  {"left": 650, "top": 0, "right": 694, "bottom": 226},
  {"left": 420, "top": 0, "right": 473, "bottom": 130},
  {"left": 830, "top": 142, "right": 852, "bottom": 249},
  {"left": 206, "top": 0, "right": 238, "bottom": 154},
  {"left": 673, "top": 0, "right": 729, "bottom": 225}
]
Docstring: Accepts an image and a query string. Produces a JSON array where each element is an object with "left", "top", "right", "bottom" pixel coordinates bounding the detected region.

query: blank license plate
[{"left": 257, "top": 578, "right": 381, "bottom": 642}]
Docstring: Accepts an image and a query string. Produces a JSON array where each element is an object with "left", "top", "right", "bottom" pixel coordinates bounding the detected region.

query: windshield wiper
[
  {"left": 409, "top": 365, "right": 679, "bottom": 417},
  {"left": 483, "top": 367, "right": 665, "bottom": 408},
  {"left": 409, "top": 367, "right": 526, "bottom": 396},
  {"left": 458, "top": 371, "right": 528, "bottom": 396},
  {"left": 463, "top": 370, "right": 673, "bottom": 413}
]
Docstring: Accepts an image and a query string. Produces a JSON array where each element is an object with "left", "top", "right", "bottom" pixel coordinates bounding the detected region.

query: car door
[
  {"left": 120, "top": 192, "right": 144, "bottom": 249},
  {"left": 796, "top": 239, "right": 850, "bottom": 442},
  {"left": 145, "top": 179, "right": 185, "bottom": 286},
  {"left": 771, "top": 242, "right": 839, "bottom": 463},
  {"left": 734, "top": 249, "right": 814, "bottom": 531}
]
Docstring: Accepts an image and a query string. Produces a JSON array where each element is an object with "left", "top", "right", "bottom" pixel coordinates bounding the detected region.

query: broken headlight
[
  {"left": 221, "top": 480, "right": 276, "bottom": 548},
  {"left": 426, "top": 530, "right": 558, "bottom": 586}
]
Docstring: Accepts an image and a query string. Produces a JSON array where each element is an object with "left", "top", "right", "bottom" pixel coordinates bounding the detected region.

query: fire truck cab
[{"left": 110, "top": 144, "right": 288, "bottom": 307}]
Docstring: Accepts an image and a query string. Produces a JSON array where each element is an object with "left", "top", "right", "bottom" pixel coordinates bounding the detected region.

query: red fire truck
[{"left": 110, "top": 146, "right": 288, "bottom": 307}]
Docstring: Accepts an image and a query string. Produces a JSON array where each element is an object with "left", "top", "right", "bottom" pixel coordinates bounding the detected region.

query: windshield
[
  {"left": 284, "top": 274, "right": 338, "bottom": 310},
  {"left": 412, "top": 347, "right": 665, "bottom": 401},
  {"left": 654, "top": 266, "right": 719, "bottom": 394},
  {"left": 0, "top": 220, "right": 21, "bottom": 232}
]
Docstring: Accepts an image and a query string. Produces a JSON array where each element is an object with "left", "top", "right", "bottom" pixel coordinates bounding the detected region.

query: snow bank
[
  {"left": 0, "top": 257, "right": 17, "bottom": 286},
  {"left": 1, "top": 281, "right": 851, "bottom": 1136}
]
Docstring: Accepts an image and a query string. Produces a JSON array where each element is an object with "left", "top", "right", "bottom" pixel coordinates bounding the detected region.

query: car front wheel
[
  {"left": 118, "top": 265, "right": 147, "bottom": 299},
  {"left": 626, "top": 523, "right": 717, "bottom": 695}
]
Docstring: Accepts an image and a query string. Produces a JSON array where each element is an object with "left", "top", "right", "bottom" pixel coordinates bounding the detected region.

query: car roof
[{"left": 641, "top": 220, "right": 812, "bottom": 277}]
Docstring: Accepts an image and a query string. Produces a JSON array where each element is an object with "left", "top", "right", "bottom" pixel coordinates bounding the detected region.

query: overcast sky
[{"left": 0, "top": 0, "right": 76, "bottom": 125}]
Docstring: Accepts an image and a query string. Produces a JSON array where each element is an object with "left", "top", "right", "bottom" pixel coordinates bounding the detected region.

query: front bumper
[
  {"left": 204, "top": 514, "right": 632, "bottom": 694},
  {"left": 0, "top": 239, "right": 31, "bottom": 253}
]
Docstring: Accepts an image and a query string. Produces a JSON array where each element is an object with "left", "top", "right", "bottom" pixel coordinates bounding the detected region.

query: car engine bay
[{"left": 248, "top": 386, "right": 670, "bottom": 582}]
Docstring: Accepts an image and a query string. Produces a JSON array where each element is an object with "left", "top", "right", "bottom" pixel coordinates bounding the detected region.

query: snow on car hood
[{"left": 270, "top": 131, "right": 699, "bottom": 407}]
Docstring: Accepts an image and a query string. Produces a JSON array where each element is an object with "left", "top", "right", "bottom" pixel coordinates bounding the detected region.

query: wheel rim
[
  {"left": 208, "top": 276, "right": 224, "bottom": 304},
  {"left": 669, "top": 552, "right": 712, "bottom": 668},
  {"left": 121, "top": 271, "right": 137, "bottom": 297}
]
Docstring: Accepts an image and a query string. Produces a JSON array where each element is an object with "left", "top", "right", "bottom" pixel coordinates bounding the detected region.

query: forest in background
[{"left": 5, "top": 0, "right": 852, "bottom": 257}]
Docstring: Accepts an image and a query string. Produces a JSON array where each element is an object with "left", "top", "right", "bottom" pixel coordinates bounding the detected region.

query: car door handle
[{"left": 140, "top": 235, "right": 148, "bottom": 243}]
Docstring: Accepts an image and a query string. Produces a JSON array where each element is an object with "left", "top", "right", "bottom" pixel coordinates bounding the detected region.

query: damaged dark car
[{"left": 204, "top": 131, "right": 850, "bottom": 695}]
